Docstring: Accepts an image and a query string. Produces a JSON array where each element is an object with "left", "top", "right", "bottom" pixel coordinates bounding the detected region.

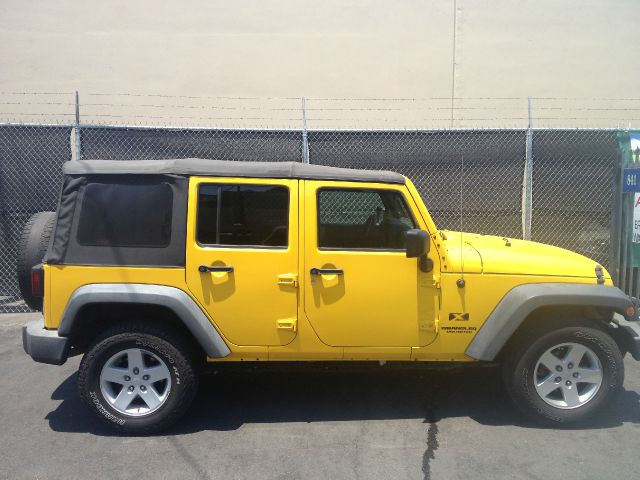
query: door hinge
[
  {"left": 277, "top": 273, "right": 298, "bottom": 287},
  {"left": 420, "top": 274, "right": 440, "bottom": 288},
  {"left": 277, "top": 318, "right": 297, "bottom": 332},
  {"left": 419, "top": 317, "right": 439, "bottom": 332}
]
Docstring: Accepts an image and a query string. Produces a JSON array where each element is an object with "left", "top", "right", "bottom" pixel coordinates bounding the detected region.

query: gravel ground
[{"left": 2, "top": 313, "right": 639, "bottom": 480}]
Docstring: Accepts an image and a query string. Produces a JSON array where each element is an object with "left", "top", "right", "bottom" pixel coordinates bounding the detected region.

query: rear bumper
[{"left": 22, "top": 318, "right": 69, "bottom": 365}]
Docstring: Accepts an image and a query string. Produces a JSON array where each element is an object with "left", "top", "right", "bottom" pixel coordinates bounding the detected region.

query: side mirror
[
  {"left": 406, "top": 229, "right": 430, "bottom": 258},
  {"left": 406, "top": 229, "right": 433, "bottom": 273}
]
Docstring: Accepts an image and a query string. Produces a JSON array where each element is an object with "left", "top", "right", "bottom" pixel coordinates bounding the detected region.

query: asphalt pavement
[{"left": 1, "top": 313, "right": 639, "bottom": 480}]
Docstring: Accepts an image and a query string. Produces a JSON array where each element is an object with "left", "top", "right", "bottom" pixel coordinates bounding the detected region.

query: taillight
[{"left": 31, "top": 264, "right": 44, "bottom": 298}]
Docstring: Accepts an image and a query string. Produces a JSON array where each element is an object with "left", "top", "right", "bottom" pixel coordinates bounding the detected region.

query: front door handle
[
  {"left": 199, "top": 265, "right": 234, "bottom": 273},
  {"left": 310, "top": 268, "right": 344, "bottom": 276}
]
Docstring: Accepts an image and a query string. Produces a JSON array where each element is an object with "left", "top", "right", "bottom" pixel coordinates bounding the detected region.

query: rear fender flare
[{"left": 58, "top": 283, "right": 231, "bottom": 358}]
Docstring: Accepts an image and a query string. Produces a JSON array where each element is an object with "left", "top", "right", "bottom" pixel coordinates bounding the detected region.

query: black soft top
[{"left": 62, "top": 159, "right": 405, "bottom": 185}]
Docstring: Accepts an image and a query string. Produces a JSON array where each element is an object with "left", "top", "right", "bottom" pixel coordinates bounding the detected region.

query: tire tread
[
  {"left": 16, "top": 211, "right": 55, "bottom": 310},
  {"left": 78, "top": 322, "right": 198, "bottom": 434},
  {"left": 503, "top": 320, "right": 623, "bottom": 425}
]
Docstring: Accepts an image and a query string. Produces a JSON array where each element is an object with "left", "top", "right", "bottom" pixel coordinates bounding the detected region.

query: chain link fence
[
  {"left": 1, "top": 124, "right": 72, "bottom": 312},
  {"left": 308, "top": 130, "right": 527, "bottom": 238},
  {"left": 0, "top": 122, "right": 623, "bottom": 312},
  {"left": 80, "top": 126, "right": 304, "bottom": 162},
  {"left": 530, "top": 130, "right": 619, "bottom": 272}
]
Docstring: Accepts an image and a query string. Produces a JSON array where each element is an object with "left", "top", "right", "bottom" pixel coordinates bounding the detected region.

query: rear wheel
[
  {"left": 78, "top": 323, "right": 198, "bottom": 434},
  {"left": 503, "top": 324, "right": 623, "bottom": 424}
]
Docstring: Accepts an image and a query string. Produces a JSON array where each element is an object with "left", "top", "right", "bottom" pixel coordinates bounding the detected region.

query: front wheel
[
  {"left": 503, "top": 324, "right": 624, "bottom": 425},
  {"left": 78, "top": 324, "right": 198, "bottom": 434}
]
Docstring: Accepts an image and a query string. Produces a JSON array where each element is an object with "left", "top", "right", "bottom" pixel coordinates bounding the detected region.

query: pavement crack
[
  {"left": 167, "top": 436, "right": 210, "bottom": 480},
  {"left": 421, "top": 397, "right": 440, "bottom": 480}
]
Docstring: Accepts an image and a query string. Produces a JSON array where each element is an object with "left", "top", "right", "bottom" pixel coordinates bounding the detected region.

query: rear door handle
[
  {"left": 199, "top": 265, "right": 234, "bottom": 273},
  {"left": 277, "top": 273, "right": 298, "bottom": 287},
  {"left": 310, "top": 268, "right": 344, "bottom": 276}
]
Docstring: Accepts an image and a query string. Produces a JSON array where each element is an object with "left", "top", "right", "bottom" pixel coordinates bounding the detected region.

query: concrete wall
[{"left": 0, "top": 0, "right": 638, "bottom": 128}]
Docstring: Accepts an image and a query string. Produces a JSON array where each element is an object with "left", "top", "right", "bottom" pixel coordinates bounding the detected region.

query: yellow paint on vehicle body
[
  {"left": 411, "top": 272, "right": 609, "bottom": 361},
  {"left": 45, "top": 174, "right": 609, "bottom": 362},
  {"left": 301, "top": 180, "right": 439, "bottom": 349},
  {"left": 45, "top": 265, "right": 188, "bottom": 330},
  {"left": 440, "top": 231, "right": 610, "bottom": 278},
  {"left": 185, "top": 177, "right": 300, "bottom": 347}
]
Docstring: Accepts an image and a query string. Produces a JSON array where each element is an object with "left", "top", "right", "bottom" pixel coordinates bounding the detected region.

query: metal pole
[
  {"left": 628, "top": 222, "right": 634, "bottom": 295},
  {"left": 621, "top": 199, "right": 629, "bottom": 292},
  {"left": 612, "top": 149, "right": 625, "bottom": 286},
  {"left": 301, "top": 97, "right": 309, "bottom": 164},
  {"left": 522, "top": 97, "right": 533, "bottom": 240},
  {"left": 74, "top": 91, "right": 81, "bottom": 161}
]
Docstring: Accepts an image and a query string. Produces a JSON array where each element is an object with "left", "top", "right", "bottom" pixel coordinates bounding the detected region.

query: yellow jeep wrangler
[{"left": 20, "top": 159, "right": 640, "bottom": 433}]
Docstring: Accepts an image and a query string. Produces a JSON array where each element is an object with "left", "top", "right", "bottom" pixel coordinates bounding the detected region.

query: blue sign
[{"left": 623, "top": 168, "right": 640, "bottom": 192}]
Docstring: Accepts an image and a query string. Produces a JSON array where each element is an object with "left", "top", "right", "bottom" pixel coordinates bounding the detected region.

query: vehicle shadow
[{"left": 46, "top": 363, "right": 640, "bottom": 437}]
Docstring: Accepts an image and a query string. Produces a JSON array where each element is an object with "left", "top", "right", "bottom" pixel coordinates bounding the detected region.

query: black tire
[
  {"left": 503, "top": 323, "right": 624, "bottom": 425},
  {"left": 16, "top": 211, "right": 56, "bottom": 311},
  {"left": 78, "top": 323, "right": 199, "bottom": 434}
]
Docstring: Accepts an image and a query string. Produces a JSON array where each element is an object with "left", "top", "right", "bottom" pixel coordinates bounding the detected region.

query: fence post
[
  {"left": 611, "top": 147, "right": 625, "bottom": 287},
  {"left": 522, "top": 96, "right": 533, "bottom": 240},
  {"left": 74, "top": 91, "right": 81, "bottom": 161},
  {"left": 301, "top": 97, "right": 310, "bottom": 164}
]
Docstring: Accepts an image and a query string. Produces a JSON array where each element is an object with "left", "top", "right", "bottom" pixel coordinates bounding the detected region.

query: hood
[{"left": 440, "top": 231, "right": 608, "bottom": 279}]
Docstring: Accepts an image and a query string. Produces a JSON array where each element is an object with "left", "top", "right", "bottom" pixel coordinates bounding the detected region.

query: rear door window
[{"left": 197, "top": 184, "right": 289, "bottom": 248}]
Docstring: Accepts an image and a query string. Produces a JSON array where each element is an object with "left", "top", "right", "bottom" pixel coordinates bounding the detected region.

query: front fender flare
[
  {"left": 58, "top": 283, "right": 231, "bottom": 358},
  {"left": 465, "top": 283, "right": 634, "bottom": 361}
]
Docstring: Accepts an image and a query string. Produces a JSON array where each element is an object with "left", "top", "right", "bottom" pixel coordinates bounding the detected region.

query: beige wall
[{"left": 0, "top": 0, "right": 638, "bottom": 128}]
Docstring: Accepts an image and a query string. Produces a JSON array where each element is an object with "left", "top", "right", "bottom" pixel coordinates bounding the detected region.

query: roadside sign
[{"left": 623, "top": 168, "right": 640, "bottom": 192}]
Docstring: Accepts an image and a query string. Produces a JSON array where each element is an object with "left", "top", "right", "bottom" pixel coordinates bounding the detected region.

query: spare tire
[{"left": 17, "top": 212, "right": 56, "bottom": 311}]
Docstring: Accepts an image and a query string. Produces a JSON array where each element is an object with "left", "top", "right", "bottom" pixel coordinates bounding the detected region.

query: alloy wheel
[
  {"left": 99, "top": 348, "right": 172, "bottom": 416},
  {"left": 533, "top": 342, "right": 603, "bottom": 409}
]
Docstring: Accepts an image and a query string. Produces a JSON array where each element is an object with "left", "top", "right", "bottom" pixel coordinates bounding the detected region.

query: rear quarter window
[{"left": 76, "top": 182, "right": 173, "bottom": 248}]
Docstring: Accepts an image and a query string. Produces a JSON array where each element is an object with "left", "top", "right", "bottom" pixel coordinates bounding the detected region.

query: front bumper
[
  {"left": 22, "top": 319, "right": 69, "bottom": 365},
  {"left": 612, "top": 314, "right": 640, "bottom": 361}
]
